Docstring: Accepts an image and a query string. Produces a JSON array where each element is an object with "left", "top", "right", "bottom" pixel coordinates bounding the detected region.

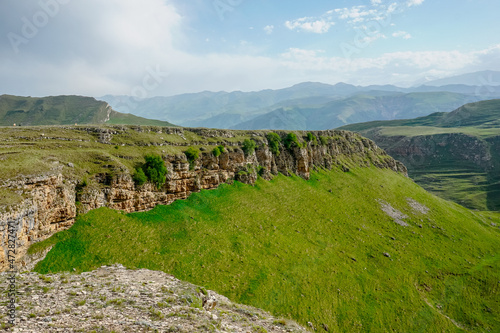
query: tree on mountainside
[{"left": 133, "top": 154, "right": 167, "bottom": 189}]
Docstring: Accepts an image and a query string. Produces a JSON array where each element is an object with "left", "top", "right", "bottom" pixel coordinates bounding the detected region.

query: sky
[{"left": 0, "top": 0, "right": 499, "bottom": 97}]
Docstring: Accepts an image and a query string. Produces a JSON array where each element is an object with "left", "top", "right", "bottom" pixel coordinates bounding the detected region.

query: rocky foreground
[{"left": 0, "top": 264, "right": 308, "bottom": 332}]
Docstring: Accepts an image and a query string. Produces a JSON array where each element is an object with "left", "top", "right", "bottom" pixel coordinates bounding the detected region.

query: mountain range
[{"left": 101, "top": 70, "right": 500, "bottom": 130}]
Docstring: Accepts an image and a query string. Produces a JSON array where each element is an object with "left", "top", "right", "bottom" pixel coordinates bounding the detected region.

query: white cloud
[
  {"left": 335, "top": 6, "right": 377, "bottom": 24},
  {"left": 392, "top": 31, "right": 412, "bottom": 39},
  {"left": 264, "top": 25, "right": 274, "bottom": 35},
  {"left": 407, "top": 0, "right": 424, "bottom": 7},
  {"left": 361, "top": 32, "right": 387, "bottom": 44},
  {"left": 0, "top": 0, "right": 185, "bottom": 96},
  {"left": 285, "top": 17, "right": 335, "bottom": 34},
  {"left": 0, "top": 0, "right": 498, "bottom": 97},
  {"left": 278, "top": 45, "right": 500, "bottom": 87}
]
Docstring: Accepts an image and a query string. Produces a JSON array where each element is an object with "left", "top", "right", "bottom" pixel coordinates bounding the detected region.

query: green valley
[{"left": 340, "top": 100, "right": 500, "bottom": 211}]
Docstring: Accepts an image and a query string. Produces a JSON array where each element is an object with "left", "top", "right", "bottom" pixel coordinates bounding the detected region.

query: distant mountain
[
  {"left": 231, "top": 92, "right": 480, "bottom": 130},
  {"left": 101, "top": 76, "right": 500, "bottom": 129},
  {"left": 101, "top": 82, "right": 366, "bottom": 128},
  {"left": 340, "top": 99, "right": 500, "bottom": 211},
  {"left": 419, "top": 70, "right": 500, "bottom": 87},
  {"left": 0, "top": 95, "right": 176, "bottom": 127}
]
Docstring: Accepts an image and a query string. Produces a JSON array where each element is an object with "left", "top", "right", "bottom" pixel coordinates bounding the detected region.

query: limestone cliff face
[{"left": 0, "top": 129, "right": 406, "bottom": 272}]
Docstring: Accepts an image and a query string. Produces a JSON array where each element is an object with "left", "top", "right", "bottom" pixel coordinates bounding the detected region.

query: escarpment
[{"left": 0, "top": 126, "right": 407, "bottom": 271}]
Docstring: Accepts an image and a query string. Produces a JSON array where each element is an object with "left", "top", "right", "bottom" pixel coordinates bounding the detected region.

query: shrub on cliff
[
  {"left": 185, "top": 147, "right": 200, "bottom": 170},
  {"left": 306, "top": 132, "right": 317, "bottom": 145},
  {"left": 266, "top": 132, "right": 281, "bottom": 156},
  {"left": 320, "top": 136, "right": 328, "bottom": 146},
  {"left": 242, "top": 139, "right": 256, "bottom": 156},
  {"left": 132, "top": 167, "right": 147, "bottom": 186},
  {"left": 143, "top": 154, "right": 167, "bottom": 189},
  {"left": 284, "top": 133, "right": 301, "bottom": 150},
  {"left": 212, "top": 145, "right": 225, "bottom": 157}
]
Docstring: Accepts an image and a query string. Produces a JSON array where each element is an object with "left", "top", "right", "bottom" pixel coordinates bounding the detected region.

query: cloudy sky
[{"left": 1, "top": 0, "right": 499, "bottom": 97}]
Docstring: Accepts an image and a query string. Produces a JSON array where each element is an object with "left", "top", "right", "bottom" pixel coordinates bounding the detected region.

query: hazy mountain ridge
[
  {"left": 231, "top": 92, "right": 482, "bottom": 130},
  {"left": 417, "top": 70, "right": 500, "bottom": 87}
]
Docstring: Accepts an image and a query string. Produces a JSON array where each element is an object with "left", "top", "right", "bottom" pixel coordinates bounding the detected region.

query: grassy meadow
[{"left": 30, "top": 167, "right": 500, "bottom": 332}]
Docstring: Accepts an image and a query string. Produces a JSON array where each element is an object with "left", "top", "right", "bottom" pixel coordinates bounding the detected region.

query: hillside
[
  {"left": 31, "top": 164, "right": 500, "bottom": 332},
  {"left": 340, "top": 100, "right": 500, "bottom": 211},
  {"left": 0, "top": 125, "right": 405, "bottom": 270},
  {"left": 0, "top": 95, "right": 176, "bottom": 127}
]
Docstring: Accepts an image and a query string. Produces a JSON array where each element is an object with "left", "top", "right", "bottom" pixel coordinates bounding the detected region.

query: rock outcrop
[
  {"left": 0, "top": 128, "right": 407, "bottom": 272},
  {"left": 0, "top": 264, "right": 308, "bottom": 332}
]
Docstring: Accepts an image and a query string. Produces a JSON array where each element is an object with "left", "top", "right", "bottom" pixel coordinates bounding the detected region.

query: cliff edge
[{"left": 0, "top": 126, "right": 407, "bottom": 272}]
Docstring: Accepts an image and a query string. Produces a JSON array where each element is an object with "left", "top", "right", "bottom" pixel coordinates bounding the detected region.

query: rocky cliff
[
  {"left": 0, "top": 126, "right": 406, "bottom": 272},
  {"left": 361, "top": 129, "right": 500, "bottom": 210}
]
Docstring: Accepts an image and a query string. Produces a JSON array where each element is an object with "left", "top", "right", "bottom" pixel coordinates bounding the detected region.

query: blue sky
[{"left": 0, "top": 0, "right": 499, "bottom": 97}]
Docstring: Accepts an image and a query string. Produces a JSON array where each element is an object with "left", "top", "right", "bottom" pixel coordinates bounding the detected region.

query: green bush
[
  {"left": 132, "top": 167, "right": 147, "bottom": 186},
  {"left": 242, "top": 139, "right": 257, "bottom": 156},
  {"left": 257, "top": 166, "right": 266, "bottom": 177},
  {"left": 185, "top": 147, "right": 200, "bottom": 170},
  {"left": 266, "top": 132, "right": 281, "bottom": 156},
  {"left": 306, "top": 132, "right": 317, "bottom": 145},
  {"left": 320, "top": 136, "right": 328, "bottom": 146},
  {"left": 212, "top": 147, "right": 221, "bottom": 157},
  {"left": 143, "top": 154, "right": 167, "bottom": 189},
  {"left": 284, "top": 133, "right": 301, "bottom": 149},
  {"left": 212, "top": 145, "right": 225, "bottom": 157}
]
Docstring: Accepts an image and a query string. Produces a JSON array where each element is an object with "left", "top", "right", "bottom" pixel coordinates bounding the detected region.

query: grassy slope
[
  {"left": 106, "top": 110, "right": 176, "bottom": 126},
  {"left": 340, "top": 100, "right": 500, "bottom": 133},
  {"left": 0, "top": 95, "right": 110, "bottom": 126},
  {"left": 31, "top": 167, "right": 500, "bottom": 332}
]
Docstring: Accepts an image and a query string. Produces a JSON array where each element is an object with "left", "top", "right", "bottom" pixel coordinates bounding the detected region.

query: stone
[{"left": 0, "top": 265, "right": 309, "bottom": 332}]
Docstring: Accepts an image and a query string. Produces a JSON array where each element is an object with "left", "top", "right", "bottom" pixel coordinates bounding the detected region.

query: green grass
[
  {"left": 106, "top": 110, "right": 176, "bottom": 126},
  {"left": 31, "top": 167, "right": 500, "bottom": 332}
]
